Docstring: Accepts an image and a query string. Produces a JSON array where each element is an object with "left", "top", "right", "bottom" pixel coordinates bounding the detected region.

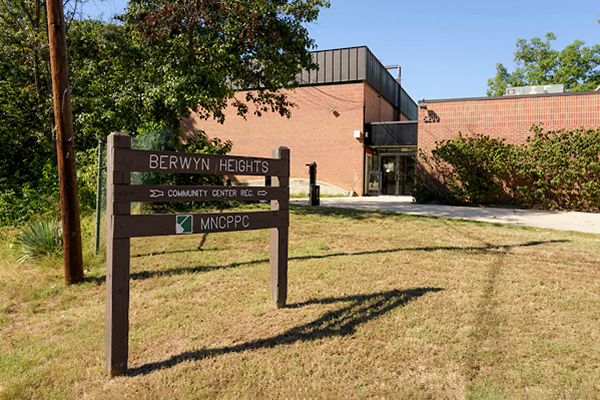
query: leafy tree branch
[{"left": 487, "top": 32, "right": 600, "bottom": 96}]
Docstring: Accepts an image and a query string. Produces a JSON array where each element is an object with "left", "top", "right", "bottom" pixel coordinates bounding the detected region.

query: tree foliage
[
  {"left": 0, "top": 0, "right": 53, "bottom": 190},
  {"left": 1, "top": 0, "right": 329, "bottom": 159},
  {"left": 487, "top": 33, "right": 600, "bottom": 96},
  {"left": 121, "top": 0, "right": 329, "bottom": 123},
  {"left": 0, "top": 0, "right": 329, "bottom": 224},
  {"left": 67, "top": 19, "right": 150, "bottom": 148}
]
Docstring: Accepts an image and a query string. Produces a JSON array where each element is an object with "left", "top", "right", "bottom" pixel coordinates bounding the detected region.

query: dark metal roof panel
[
  {"left": 332, "top": 49, "right": 341, "bottom": 81},
  {"left": 400, "top": 87, "right": 418, "bottom": 120},
  {"left": 357, "top": 47, "right": 367, "bottom": 80},
  {"left": 296, "top": 46, "right": 417, "bottom": 120},
  {"left": 349, "top": 47, "right": 358, "bottom": 80},
  {"left": 317, "top": 51, "right": 326, "bottom": 82},
  {"left": 341, "top": 49, "right": 350, "bottom": 81}
]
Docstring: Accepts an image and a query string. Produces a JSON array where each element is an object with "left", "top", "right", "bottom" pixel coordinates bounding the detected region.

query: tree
[
  {"left": 487, "top": 32, "right": 600, "bottom": 96},
  {"left": 2, "top": 0, "right": 330, "bottom": 163},
  {"left": 120, "top": 0, "right": 330, "bottom": 126},
  {"left": 0, "top": 0, "right": 97, "bottom": 191},
  {"left": 0, "top": 0, "right": 54, "bottom": 192},
  {"left": 1, "top": 0, "right": 330, "bottom": 223},
  {"left": 67, "top": 19, "right": 149, "bottom": 148}
]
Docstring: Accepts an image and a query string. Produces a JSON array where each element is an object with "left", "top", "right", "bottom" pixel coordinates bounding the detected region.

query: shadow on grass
[
  {"left": 126, "top": 286, "right": 443, "bottom": 377},
  {"left": 288, "top": 239, "right": 568, "bottom": 262},
  {"left": 84, "top": 239, "right": 568, "bottom": 285},
  {"left": 130, "top": 233, "right": 210, "bottom": 259},
  {"left": 130, "top": 248, "right": 200, "bottom": 258},
  {"left": 82, "top": 259, "right": 266, "bottom": 285},
  {"left": 290, "top": 204, "right": 391, "bottom": 220}
]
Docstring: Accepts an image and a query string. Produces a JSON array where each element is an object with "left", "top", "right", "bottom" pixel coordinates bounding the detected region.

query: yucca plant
[{"left": 14, "top": 218, "right": 63, "bottom": 263}]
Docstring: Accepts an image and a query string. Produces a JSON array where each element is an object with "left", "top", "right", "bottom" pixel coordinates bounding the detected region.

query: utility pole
[{"left": 46, "top": 0, "right": 84, "bottom": 284}]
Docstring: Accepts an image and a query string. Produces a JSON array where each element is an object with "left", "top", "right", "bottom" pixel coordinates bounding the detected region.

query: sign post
[
  {"left": 270, "top": 147, "right": 289, "bottom": 308},
  {"left": 104, "top": 132, "right": 289, "bottom": 377},
  {"left": 105, "top": 133, "right": 131, "bottom": 377}
]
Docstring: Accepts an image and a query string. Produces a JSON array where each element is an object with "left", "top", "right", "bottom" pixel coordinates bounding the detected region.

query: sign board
[
  {"left": 113, "top": 184, "right": 287, "bottom": 203},
  {"left": 104, "top": 132, "right": 289, "bottom": 377},
  {"left": 113, "top": 210, "right": 288, "bottom": 238},
  {"left": 113, "top": 148, "right": 288, "bottom": 176}
]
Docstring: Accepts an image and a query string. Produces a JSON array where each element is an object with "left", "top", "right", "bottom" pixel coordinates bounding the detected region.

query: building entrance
[{"left": 380, "top": 154, "right": 414, "bottom": 196}]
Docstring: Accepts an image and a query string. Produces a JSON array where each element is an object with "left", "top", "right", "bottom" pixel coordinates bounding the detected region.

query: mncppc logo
[{"left": 175, "top": 215, "right": 193, "bottom": 234}]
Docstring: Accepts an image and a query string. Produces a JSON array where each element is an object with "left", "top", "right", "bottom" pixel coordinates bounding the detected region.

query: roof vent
[{"left": 505, "top": 84, "right": 564, "bottom": 96}]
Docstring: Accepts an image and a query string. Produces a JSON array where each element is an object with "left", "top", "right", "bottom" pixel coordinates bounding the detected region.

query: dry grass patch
[{"left": 1, "top": 205, "right": 599, "bottom": 399}]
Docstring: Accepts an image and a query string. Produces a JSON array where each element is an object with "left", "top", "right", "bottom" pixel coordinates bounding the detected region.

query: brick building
[
  {"left": 185, "top": 46, "right": 600, "bottom": 197},
  {"left": 418, "top": 91, "right": 600, "bottom": 151},
  {"left": 185, "top": 46, "right": 418, "bottom": 196}
]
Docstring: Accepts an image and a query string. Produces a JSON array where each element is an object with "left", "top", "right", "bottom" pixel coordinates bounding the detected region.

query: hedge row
[{"left": 414, "top": 126, "right": 600, "bottom": 212}]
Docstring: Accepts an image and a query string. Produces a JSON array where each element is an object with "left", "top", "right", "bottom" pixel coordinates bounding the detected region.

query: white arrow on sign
[
  {"left": 150, "top": 189, "right": 164, "bottom": 198},
  {"left": 257, "top": 190, "right": 267, "bottom": 196}
]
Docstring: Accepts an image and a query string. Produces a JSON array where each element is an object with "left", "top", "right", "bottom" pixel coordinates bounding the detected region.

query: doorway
[{"left": 380, "top": 154, "right": 414, "bottom": 196}]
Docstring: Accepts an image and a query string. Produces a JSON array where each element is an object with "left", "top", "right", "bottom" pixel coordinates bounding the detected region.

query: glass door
[
  {"left": 379, "top": 154, "right": 415, "bottom": 196},
  {"left": 398, "top": 156, "right": 415, "bottom": 195},
  {"left": 380, "top": 155, "right": 398, "bottom": 195}
]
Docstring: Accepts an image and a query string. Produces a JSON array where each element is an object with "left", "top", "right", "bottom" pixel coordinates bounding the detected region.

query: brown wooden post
[
  {"left": 270, "top": 147, "right": 289, "bottom": 308},
  {"left": 46, "top": 0, "right": 83, "bottom": 285},
  {"left": 105, "top": 132, "right": 131, "bottom": 377}
]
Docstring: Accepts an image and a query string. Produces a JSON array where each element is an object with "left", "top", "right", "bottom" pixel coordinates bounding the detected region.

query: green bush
[
  {"left": 14, "top": 217, "right": 62, "bottom": 262},
  {"left": 412, "top": 150, "right": 461, "bottom": 205},
  {"left": 514, "top": 126, "right": 600, "bottom": 211},
  {"left": 77, "top": 146, "right": 103, "bottom": 213},
  {"left": 415, "top": 126, "right": 600, "bottom": 212},
  {"left": 0, "top": 147, "right": 101, "bottom": 227},
  {"left": 414, "top": 133, "right": 517, "bottom": 206},
  {"left": 0, "top": 125, "right": 235, "bottom": 226},
  {"left": 0, "top": 158, "right": 61, "bottom": 226}
]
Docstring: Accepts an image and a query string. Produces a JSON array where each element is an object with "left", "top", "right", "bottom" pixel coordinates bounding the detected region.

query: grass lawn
[{"left": 1, "top": 204, "right": 599, "bottom": 399}]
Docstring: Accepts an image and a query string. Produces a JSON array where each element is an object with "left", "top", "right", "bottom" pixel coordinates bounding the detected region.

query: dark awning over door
[{"left": 365, "top": 121, "right": 418, "bottom": 147}]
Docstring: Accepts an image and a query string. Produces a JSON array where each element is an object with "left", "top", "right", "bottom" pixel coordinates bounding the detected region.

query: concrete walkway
[{"left": 290, "top": 196, "right": 600, "bottom": 234}]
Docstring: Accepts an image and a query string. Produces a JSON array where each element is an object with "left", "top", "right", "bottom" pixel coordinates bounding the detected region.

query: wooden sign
[
  {"left": 113, "top": 148, "right": 288, "bottom": 176},
  {"left": 113, "top": 184, "right": 288, "bottom": 203},
  {"left": 105, "top": 132, "right": 289, "bottom": 377},
  {"left": 113, "top": 210, "right": 288, "bottom": 238}
]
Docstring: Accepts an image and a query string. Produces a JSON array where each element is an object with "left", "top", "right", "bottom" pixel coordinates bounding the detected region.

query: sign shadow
[
  {"left": 126, "top": 286, "right": 443, "bottom": 377},
  {"left": 84, "top": 239, "right": 568, "bottom": 285}
]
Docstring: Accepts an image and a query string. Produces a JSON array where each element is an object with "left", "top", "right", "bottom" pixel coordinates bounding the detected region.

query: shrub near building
[
  {"left": 414, "top": 126, "right": 600, "bottom": 212},
  {"left": 515, "top": 126, "right": 600, "bottom": 211}
]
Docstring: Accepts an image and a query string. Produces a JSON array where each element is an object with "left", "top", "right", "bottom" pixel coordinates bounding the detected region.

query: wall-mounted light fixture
[{"left": 419, "top": 97, "right": 427, "bottom": 109}]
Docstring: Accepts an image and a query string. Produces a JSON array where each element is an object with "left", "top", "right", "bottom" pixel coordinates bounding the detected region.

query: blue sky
[{"left": 81, "top": 0, "right": 600, "bottom": 101}]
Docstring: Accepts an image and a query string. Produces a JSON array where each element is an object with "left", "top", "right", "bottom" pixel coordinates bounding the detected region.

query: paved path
[{"left": 291, "top": 196, "right": 600, "bottom": 234}]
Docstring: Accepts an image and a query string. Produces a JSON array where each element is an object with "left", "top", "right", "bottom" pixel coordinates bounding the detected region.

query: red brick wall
[
  {"left": 364, "top": 82, "right": 395, "bottom": 123},
  {"left": 185, "top": 82, "right": 380, "bottom": 194},
  {"left": 418, "top": 92, "right": 600, "bottom": 151}
]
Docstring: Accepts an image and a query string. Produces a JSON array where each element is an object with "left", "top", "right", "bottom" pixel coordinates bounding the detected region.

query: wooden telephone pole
[{"left": 46, "top": 0, "right": 84, "bottom": 284}]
